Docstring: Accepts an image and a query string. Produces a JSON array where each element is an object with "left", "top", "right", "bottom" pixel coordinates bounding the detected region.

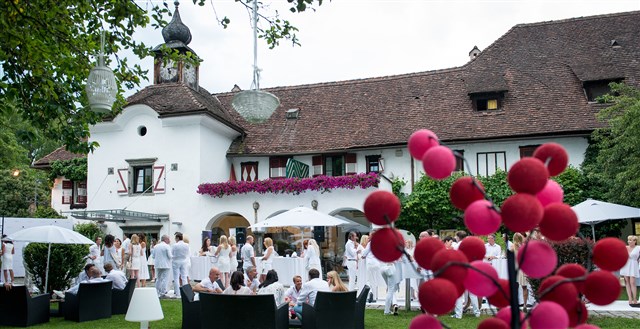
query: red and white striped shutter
[
  {"left": 242, "top": 163, "right": 258, "bottom": 181},
  {"left": 153, "top": 164, "right": 166, "bottom": 193},
  {"left": 269, "top": 157, "right": 286, "bottom": 178},
  {"left": 312, "top": 156, "right": 323, "bottom": 177},
  {"left": 62, "top": 180, "right": 73, "bottom": 204},
  {"left": 117, "top": 168, "right": 129, "bottom": 194},
  {"left": 345, "top": 153, "right": 357, "bottom": 175}
]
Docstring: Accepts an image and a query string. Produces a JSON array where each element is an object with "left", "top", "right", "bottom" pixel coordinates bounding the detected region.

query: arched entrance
[{"left": 204, "top": 212, "right": 251, "bottom": 246}]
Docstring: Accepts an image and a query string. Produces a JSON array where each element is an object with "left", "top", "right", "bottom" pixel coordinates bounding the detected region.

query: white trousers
[
  {"left": 172, "top": 262, "right": 189, "bottom": 296},
  {"left": 381, "top": 263, "right": 401, "bottom": 314},
  {"left": 346, "top": 260, "right": 358, "bottom": 291},
  {"left": 366, "top": 264, "right": 380, "bottom": 300},
  {"left": 454, "top": 291, "right": 480, "bottom": 317},
  {"left": 155, "top": 268, "right": 170, "bottom": 297}
]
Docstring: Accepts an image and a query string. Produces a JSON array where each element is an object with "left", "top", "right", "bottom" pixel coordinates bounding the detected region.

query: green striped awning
[{"left": 286, "top": 159, "right": 309, "bottom": 178}]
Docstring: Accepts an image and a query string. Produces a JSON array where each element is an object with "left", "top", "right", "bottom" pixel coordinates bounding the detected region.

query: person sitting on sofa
[
  {"left": 244, "top": 266, "right": 260, "bottom": 293},
  {"left": 193, "top": 267, "right": 223, "bottom": 300},
  {"left": 257, "top": 270, "right": 285, "bottom": 304},
  {"left": 294, "top": 268, "right": 330, "bottom": 320},
  {"left": 54, "top": 267, "right": 107, "bottom": 298},
  {"left": 284, "top": 275, "right": 303, "bottom": 318},
  {"left": 223, "top": 271, "right": 253, "bottom": 295},
  {"left": 73, "top": 264, "right": 95, "bottom": 285},
  {"left": 104, "top": 263, "right": 127, "bottom": 290}
]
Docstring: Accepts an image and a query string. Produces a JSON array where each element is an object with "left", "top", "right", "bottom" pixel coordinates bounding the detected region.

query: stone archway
[{"left": 204, "top": 212, "right": 252, "bottom": 246}]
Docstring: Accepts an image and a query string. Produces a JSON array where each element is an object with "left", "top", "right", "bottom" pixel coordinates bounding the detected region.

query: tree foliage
[
  {"left": 74, "top": 222, "right": 103, "bottom": 241},
  {"left": 23, "top": 243, "right": 88, "bottom": 292},
  {"left": 0, "top": 0, "right": 325, "bottom": 154},
  {"left": 0, "top": 168, "right": 50, "bottom": 217},
  {"left": 49, "top": 158, "right": 88, "bottom": 182}
]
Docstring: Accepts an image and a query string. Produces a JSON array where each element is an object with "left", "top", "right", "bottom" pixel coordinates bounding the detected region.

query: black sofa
[
  {"left": 199, "top": 292, "right": 288, "bottom": 329},
  {"left": 111, "top": 279, "right": 136, "bottom": 315},
  {"left": 0, "top": 285, "right": 50, "bottom": 327},
  {"left": 62, "top": 281, "right": 113, "bottom": 322},
  {"left": 180, "top": 284, "right": 202, "bottom": 329},
  {"left": 301, "top": 290, "right": 356, "bottom": 329}
]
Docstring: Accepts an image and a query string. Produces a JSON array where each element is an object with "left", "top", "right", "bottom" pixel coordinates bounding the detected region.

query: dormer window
[
  {"left": 470, "top": 91, "right": 506, "bottom": 112},
  {"left": 583, "top": 79, "right": 622, "bottom": 102}
]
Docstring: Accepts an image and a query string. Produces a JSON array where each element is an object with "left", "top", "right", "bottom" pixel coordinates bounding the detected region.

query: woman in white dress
[
  {"left": 139, "top": 233, "right": 150, "bottom": 287},
  {"left": 199, "top": 238, "right": 213, "bottom": 256},
  {"left": 361, "top": 235, "right": 381, "bottom": 302},
  {"left": 620, "top": 235, "right": 640, "bottom": 305},
  {"left": 261, "top": 237, "right": 275, "bottom": 282},
  {"left": 304, "top": 239, "right": 322, "bottom": 278},
  {"left": 129, "top": 234, "right": 142, "bottom": 287},
  {"left": 114, "top": 238, "right": 124, "bottom": 270},
  {"left": 258, "top": 270, "right": 285, "bottom": 304},
  {"left": 148, "top": 239, "right": 156, "bottom": 282},
  {"left": 1, "top": 237, "right": 15, "bottom": 283},
  {"left": 229, "top": 236, "right": 239, "bottom": 273},
  {"left": 215, "top": 235, "right": 231, "bottom": 288}
]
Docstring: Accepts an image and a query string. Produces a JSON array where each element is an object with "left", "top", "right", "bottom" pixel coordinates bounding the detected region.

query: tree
[
  {"left": 0, "top": 0, "right": 325, "bottom": 154},
  {"left": 0, "top": 168, "right": 50, "bottom": 217}
]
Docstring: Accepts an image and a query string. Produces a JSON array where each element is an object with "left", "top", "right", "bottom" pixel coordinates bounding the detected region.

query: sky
[{"left": 129, "top": 0, "right": 640, "bottom": 95}]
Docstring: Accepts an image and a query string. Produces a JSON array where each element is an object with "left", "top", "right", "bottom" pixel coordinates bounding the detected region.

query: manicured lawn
[{"left": 11, "top": 300, "right": 638, "bottom": 329}]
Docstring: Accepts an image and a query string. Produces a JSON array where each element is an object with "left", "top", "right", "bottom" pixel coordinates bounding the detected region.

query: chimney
[{"left": 469, "top": 46, "right": 481, "bottom": 61}]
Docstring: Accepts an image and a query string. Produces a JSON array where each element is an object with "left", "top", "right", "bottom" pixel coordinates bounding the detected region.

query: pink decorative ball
[
  {"left": 418, "top": 278, "right": 458, "bottom": 315},
  {"left": 422, "top": 146, "right": 456, "bottom": 180},
  {"left": 567, "top": 301, "right": 589, "bottom": 327},
  {"left": 414, "top": 237, "right": 445, "bottom": 270},
  {"left": 536, "top": 180, "right": 564, "bottom": 206},
  {"left": 430, "top": 249, "right": 468, "bottom": 283},
  {"left": 463, "top": 261, "right": 499, "bottom": 297},
  {"left": 450, "top": 176, "right": 485, "bottom": 210},
  {"left": 539, "top": 203, "right": 579, "bottom": 241},
  {"left": 409, "top": 314, "right": 442, "bottom": 329},
  {"left": 592, "top": 238, "right": 628, "bottom": 271},
  {"left": 496, "top": 307, "right": 528, "bottom": 329},
  {"left": 518, "top": 240, "right": 557, "bottom": 278},
  {"left": 478, "top": 318, "right": 509, "bottom": 329},
  {"left": 501, "top": 193, "right": 544, "bottom": 233},
  {"left": 533, "top": 143, "right": 569, "bottom": 176},
  {"left": 574, "top": 325, "right": 601, "bottom": 329},
  {"left": 538, "top": 275, "right": 578, "bottom": 311},
  {"left": 507, "top": 157, "right": 549, "bottom": 194},
  {"left": 370, "top": 228, "right": 404, "bottom": 262},
  {"left": 458, "top": 237, "right": 486, "bottom": 262},
  {"left": 529, "top": 301, "right": 569, "bottom": 329},
  {"left": 584, "top": 270, "right": 620, "bottom": 305},
  {"left": 464, "top": 199, "right": 502, "bottom": 235},
  {"left": 408, "top": 129, "right": 439, "bottom": 160},
  {"left": 363, "top": 190, "right": 401, "bottom": 225},
  {"left": 487, "top": 279, "right": 511, "bottom": 308}
]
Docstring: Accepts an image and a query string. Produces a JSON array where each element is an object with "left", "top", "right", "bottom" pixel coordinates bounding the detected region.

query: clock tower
[{"left": 153, "top": 1, "right": 199, "bottom": 89}]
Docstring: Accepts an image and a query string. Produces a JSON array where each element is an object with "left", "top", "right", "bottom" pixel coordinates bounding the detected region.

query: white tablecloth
[
  {"left": 256, "top": 256, "right": 306, "bottom": 285},
  {"left": 491, "top": 258, "right": 508, "bottom": 279},
  {"left": 190, "top": 256, "right": 218, "bottom": 281}
]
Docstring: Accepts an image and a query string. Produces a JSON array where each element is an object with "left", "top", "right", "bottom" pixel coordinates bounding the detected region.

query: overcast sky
[{"left": 129, "top": 0, "right": 639, "bottom": 95}]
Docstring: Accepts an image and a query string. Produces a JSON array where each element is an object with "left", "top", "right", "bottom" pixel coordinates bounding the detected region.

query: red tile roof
[{"left": 32, "top": 146, "right": 85, "bottom": 168}]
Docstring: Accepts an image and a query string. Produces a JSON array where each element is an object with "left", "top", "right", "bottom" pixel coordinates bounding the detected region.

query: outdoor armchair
[
  {"left": 62, "top": 281, "right": 113, "bottom": 322},
  {"left": 355, "top": 286, "right": 371, "bottom": 329},
  {"left": 301, "top": 290, "right": 357, "bottom": 329},
  {"left": 199, "top": 292, "right": 289, "bottom": 329},
  {"left": 180, "top": 284, "right": 202, "bottom": 329},
  {"left": 111, "top": 279, "right": 136, "bottom": 315},
  {"left": 0, "top": 285, "right": 50, "bottom": 327}
]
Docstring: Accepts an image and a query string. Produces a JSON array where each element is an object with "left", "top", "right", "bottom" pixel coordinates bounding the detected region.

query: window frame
[
  {"left": 366, "top": 155, "right": 382, "bottom": 174},
  {"left": 519, "top": 145, "right": 541, "bottom": 158},
  {"left": 583, "top": 79, "right": 622, "bottom": 102},
  {"left": 125, "top": 158, "right": 157, "bottom": 195},
  {"left": 476, "top": 151, "right": 507, "bottom": 176},
  {"left": 470, "top": 91, "right": 506, "bottom": 112}
]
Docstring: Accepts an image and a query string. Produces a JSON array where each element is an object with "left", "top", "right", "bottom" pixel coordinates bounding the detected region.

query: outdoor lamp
[
  {"left": 125, "top": 288, "right": 164, "bottom": 329},
  {"left": 86, "top": 31, "right": 117, "bottom": 113}
]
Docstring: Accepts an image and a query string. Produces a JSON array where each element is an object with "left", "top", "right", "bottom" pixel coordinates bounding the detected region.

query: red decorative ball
[
  {"left": 592, "top": 238, "right": 628, "bottom": 271},
  {"left": 450, "top": 176, "right": 485, "bottom": 210},
  {"left": 408, "top": 129, "right": 439, "bottom": 160},
  {"left": 430, "top": 249, "right": 468, "bottom": 283},
  {"left": 518, "top": 240, "right": 557, "bottom": 278},
  {"left": 538, "top": 275, "right": 578, "bottom": 311},
  {"left": 533, "top": 143, "right": 569, "bottom": 177},
  {"left": 418, "top": 278, "right": 458, "bottom": 315},
  {"left": 574, "top": 325, "right": 601, "bottom": 329},
  {"left": 507, "top": 157, "right": 549, "bottom": 194},
  {"left": 536, "top": 180, "right": 564, "bottom": 206},
  {"left": 464, "top": 199, "right": 502, "bottom": 235},
  {"left": 539, "top": 203, "right": 579, "bottom": 241},
  {"left": 567, "top": 301, "right": 588, "bottom": 327},
  {"left": 363, "top": 190, "right": 401, "bottom": 225},
  {"left": 529, "top": 301, "right": 569, "bottom": 329},
  {"left": 422, "top": 146, "right": 456, "bottom": 180},
  {"left": 501, "top": 193, "right": 544, "bottom": 233},
  {"left": 487, "top": 279, "right": 511, "bottom": 308},
  {"left": 414, "top": 237, "right": 445, "bottom": 270},
  {"left": 584, "top": 270, "right": 620, "bottom": 305},
  {"left": 370, "top": 228, "right": 404, "bottom": 262},
  {"left": 556, "top": 263, "right": 587, "bottom": 293},
  {"left": 464, "top": 261, "right": 499, "bottom": 297},
  {"left": 409, "top": 314, "right": 442, "bottom": 329},
  {"left": 458, "top": 237, "right": 486, "bottom": 262},
  {"left": 478, "top": 318, "right": 509, "bottom": 329},
  {"left": 496, "top": 307, "right": 528, "bottom": 329}
]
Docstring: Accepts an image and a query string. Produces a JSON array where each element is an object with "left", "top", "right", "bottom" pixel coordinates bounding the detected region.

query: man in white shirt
[
  {"left": 244, "top": 266, "right": 260, "bottom": 293},
  {"left": 104, "top": 263, "right": 127, "bottom": 290},
  {"left": 484, "top": 234, "right": 502, "bottom": 262},
  {"left": 344, "top": 231, "right": 359, "bottom": 290},
  {"left": 193, "top": 267, "right": 223, "bottom": 301},
  {"left": 171, "top": 232, "right": 190, "bottom": 298},
  {"left": 153, "top": 235, "right": 173, "bottom": 297},
  {"left": 122, "top": 234, "right": 131, "bottom": 276},
  {"left": 294, "top": 269, "right": 330, "bottom": 319},
  {"left": 284, "top": 275, "right": 303, "bottom": 318},
  {"left": 241, "top": 235, "right": 256, "bottom": 274},
  {"left": 88, "top": 236, "right": 103, "bottom": 275},
  {"left": 55, "top": 267, "right": 109, "bottom": 298},
  {"left": 74, "top": 264, "right": 95, "bottom": 285}
]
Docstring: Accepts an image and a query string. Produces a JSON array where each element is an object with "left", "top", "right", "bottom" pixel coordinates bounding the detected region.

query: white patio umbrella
[
  {"left": 572, "top": 199, "right": 640, "bottom": 241},
  {"left": 8, "top": 225, "right": 94, "bottom": 293},
  {"left": 250, "top": 207, "right": 349, "bottom": 229}
]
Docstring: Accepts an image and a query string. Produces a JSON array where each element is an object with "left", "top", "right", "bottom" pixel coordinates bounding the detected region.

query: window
[
  {"left": 62, "top": 180, "right": 87, "bottom": 208},
  {"left": 634, "top": 220, "right": 640, "bottom": 236},
  {"left": 366, "top": 155, "right": 381, "bottom": 173},
  {"left": 453, "top": 150, "right": 464, "bottom": 172},
  {"left": 324, "top": 155, "right": 344, "bottom": 177},
  {"left": 583, "top": 79, "right": 621, "bottom": 102},
  {"left": 241, "top": 162, "right": 259, "bottom": 181},
  {"left": 477, "top": 152, "right": 507, "bottom": 176},
  {"left": 119, "top": 158, "right": 165, "bottom": 195},
  {"left": 269, "top": 157, "right": 290, "bottom": 179},
  {"left": 470, "top": 92, "right": 506, "bottom": 111},
  {"left": 519, "top": 145, "right": 540, "bottom": 158},
  {"left": 133, "top": 166, "right": 153, "bottom": 193}
]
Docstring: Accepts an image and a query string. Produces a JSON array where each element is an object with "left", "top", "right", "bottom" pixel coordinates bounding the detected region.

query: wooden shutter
[
  {"left": 241, "top": 162, "right": 259, "bottom": 181},
  {"left": 153, "top": 164, "right": 166, "bottom": 193},
  {"left": 345, "top": 153, "right": 357, "bottom": 175},
  {"left": 62, "top": 180, "right": 73, "bottom": 204},
  {"left": 312, "top": 155, "right": 323, "bottom": 177},
  {"left": 76, "top": 181, "right": 88, "bottom": 204},
  {"left": 269, "top": 157, "right": 286, "bottom": 179},
  {"left": 117, "top": 168, "right": 129, "bottom": 194}
]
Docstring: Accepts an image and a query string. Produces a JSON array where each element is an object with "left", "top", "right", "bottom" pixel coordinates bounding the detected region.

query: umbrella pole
[
  {"left": 45, "top": 243, "right": 51, "bottom": 294},
  {"left": 591, "top": 224, "right": 596, "bottom": 241}
]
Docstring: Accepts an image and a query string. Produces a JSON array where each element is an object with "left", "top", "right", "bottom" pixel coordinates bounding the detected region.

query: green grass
[{"left": 6, "top": 300, "right": 636, "bottom": 329}]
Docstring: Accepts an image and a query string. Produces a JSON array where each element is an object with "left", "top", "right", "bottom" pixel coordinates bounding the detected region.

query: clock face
[
  {"left": 183, "top": 64, "right": 197, "bottom": 86},
  {"left": 159, "top": 60, "right": 178, "bottom": 82}
]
